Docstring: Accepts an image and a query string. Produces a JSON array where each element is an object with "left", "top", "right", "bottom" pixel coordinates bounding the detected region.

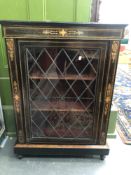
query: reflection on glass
[{"left": 26, "top": 47, "right": 100, "bottom": 139}]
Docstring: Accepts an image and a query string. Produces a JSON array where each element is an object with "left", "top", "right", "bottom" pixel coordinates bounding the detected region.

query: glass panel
[
  {"left": 26, "top": 47, "right": 100, "bottom": 140},
  {"left": 31, "top": 111, "right": 93, "bottom": 138}
]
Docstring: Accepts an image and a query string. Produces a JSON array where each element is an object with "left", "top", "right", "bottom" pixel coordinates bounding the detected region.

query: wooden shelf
[
  {"left": 31, "top": 100, "right": 89, "bottom": 112},
  {"left": 29, "top": 73, "right": 96, "bottom": 81}
]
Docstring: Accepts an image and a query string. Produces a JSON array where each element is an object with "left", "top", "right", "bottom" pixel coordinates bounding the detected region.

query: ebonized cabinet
[{"left": 0, "top": 21, "right": 126, "bottom": 159}]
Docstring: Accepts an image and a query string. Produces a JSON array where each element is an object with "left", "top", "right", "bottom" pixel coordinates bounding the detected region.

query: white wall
[
  {"left": 99, "top": 0, "right": 130, "bottom": 23},
  {"left": 99, "top": 0, "right": 131, "bottom": 46}
]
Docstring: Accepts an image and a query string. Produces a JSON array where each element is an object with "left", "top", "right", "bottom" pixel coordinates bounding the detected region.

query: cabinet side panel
[
  {"left": 99, "top": 40, "right": 120, "bottom": 144},
  {"left": 5, "top": 38, "right": 25, "bottom": 143}
]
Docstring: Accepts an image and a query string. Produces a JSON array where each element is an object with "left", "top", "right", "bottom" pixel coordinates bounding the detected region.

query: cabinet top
[
  {"left": 0, "top": 20, "right": 127, "bottom": 27},
  {"left": 0, "top": 20, "right": 127, "bottom": 40}
]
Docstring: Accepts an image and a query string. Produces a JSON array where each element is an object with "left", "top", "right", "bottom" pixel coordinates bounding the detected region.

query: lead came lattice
[{"left": 26, "top": 47, "right": 100, "bottom": 140}]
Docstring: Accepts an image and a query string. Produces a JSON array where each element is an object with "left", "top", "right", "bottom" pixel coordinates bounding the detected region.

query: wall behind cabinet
[
  {"left": 28, "top": 0, "right": 91, "bottom": 22},
  {"left": 0, "top": 0, "right": 92, "bottom": 136}
]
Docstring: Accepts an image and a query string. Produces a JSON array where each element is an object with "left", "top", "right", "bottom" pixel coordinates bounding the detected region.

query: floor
[
  {"left": 0, "top": 136, "right": 131, "bottom": 175},
  {"left": 118, "top": 64, "right": 131, "bottom": 75}
]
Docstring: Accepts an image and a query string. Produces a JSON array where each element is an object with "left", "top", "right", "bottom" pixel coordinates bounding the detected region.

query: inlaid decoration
[
  {"left": 6, "top": 38, "right": 15, "bottom": 61},
  {"left": 42, "top": 28, "right": 84, "bottom": 37},
  {"left": 13, "top": 81, "right": 20, "bottom": 113},
  {"left": 111, "top": 41, "right": 119, "bottom": 62},
  {"left": 104, "top": 83, "right": 112, "bottom": 115},
  {"left": 59, "top": 29, "right": 67, "bottom": 36}
]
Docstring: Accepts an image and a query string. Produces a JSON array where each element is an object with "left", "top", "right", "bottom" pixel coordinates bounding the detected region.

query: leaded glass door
[{"left": 19, "top": 40, "right": 107, "bottom": 144}]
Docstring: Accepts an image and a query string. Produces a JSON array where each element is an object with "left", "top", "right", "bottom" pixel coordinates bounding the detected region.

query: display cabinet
[{"left": 0, "top": 21, "right": 126, "bottom": 159}]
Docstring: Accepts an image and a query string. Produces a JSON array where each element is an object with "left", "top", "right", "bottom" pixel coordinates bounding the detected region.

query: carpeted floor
[{"left": 113, "top": 66, "right": 131, "bottom": 144}]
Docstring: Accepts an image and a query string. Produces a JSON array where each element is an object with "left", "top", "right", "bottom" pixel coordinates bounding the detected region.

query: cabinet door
[{"left": 18, "top": 40, "right": 108, "bottom": 144}]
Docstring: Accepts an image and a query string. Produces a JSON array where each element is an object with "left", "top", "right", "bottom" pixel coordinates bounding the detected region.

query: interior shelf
[
  {"left": 31, "top": 100, "right": 91, "bottom": 112},
  {"left": 29, "top": 73, "right": 96, "bottom": 81}
]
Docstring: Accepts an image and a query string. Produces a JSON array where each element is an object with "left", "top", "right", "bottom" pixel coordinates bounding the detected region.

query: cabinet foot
[
  {"left": 16, "top": 155, "right": 23, "bottom": 159},
  {"left": 100, "top": 155, "right": 105, "bottom": 160}
]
